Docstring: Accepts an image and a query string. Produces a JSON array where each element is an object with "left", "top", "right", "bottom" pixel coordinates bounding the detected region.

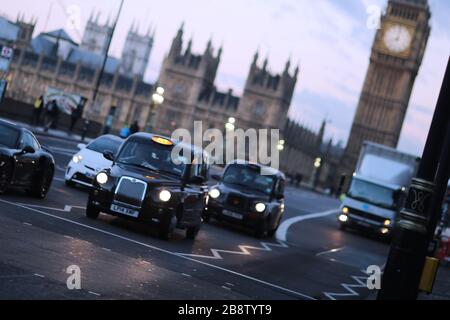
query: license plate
[
  {"left": 111, "top": 204, "right": 139, "bottom": 218},
  {"left": 222, "top": 210, "right": 243, "bottom": 220}
]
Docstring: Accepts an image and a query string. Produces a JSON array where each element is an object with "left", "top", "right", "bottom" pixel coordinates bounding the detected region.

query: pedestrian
[
  {"left": 130, "top": 120, "right": 140, "bottom": 135},
  {"left": 44, "top": 100, "right": 58, "bottom": 132},
  {"left": 119, "top": 124, "right": 130, "bottom": 139},
  {"left": 81, "top": 119, "right": 89, "bottom": 142},
  {"left": 31, "top": 95, "right": 44, "bottom": 126},
  {"left": 69, "top": 104, "right": 82, "bottom": 133}
]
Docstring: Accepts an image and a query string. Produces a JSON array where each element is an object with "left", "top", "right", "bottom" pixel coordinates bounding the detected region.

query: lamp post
[
  {"left": 145, "top": 86, "right": 165, "bottom": 133},
  {"left": 311, "top": 157, "right": 322, "bottom": 189}
]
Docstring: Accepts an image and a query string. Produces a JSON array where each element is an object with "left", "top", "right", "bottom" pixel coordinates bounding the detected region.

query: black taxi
[
  {"left": 205, "top": 161, "right": 286, "bottom": 238},
  {"left": 86, "top": 133, "right": 210, "bottom": 240}
]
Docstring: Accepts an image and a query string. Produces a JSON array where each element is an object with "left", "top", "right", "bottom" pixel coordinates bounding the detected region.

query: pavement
[{"left": 0, "top": 126, "right": 447, "bottom": 300}]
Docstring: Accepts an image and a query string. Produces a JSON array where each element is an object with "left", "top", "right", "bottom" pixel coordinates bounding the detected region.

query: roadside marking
[
  {"left": 33, "top": 273, "right": 45, "bottom": 278},
  {"left": 23, "top": 222, "right": 33, "bottom": 227},
  {"left": 178, "top": 240, "right": 289, "bottom": 260},
  {"left": 0, "top": 199, "right": 315, "bottom": 300},
  {"left": 323, "top": 271, "right": 369, "bottom": 300},
  {"left": 88, "top": 291, "right": 101, "bottom": 297},
  {"left": 182, "top": 273, "right": 192, "bottom": 278},
  {"left": 15, "top": 204, "right": 85, "bottom": 213},
  {"left": 222, "top": 286, "right": 231, "bottom": 291},
  {"left": 316, "top": 247, "right": 346, "bottom": 257},
  {"left": 276, "top": 209, "right": 339, "bottom": 242}
]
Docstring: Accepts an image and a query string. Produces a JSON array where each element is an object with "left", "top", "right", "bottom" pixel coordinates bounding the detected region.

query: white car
[{"left": 65, "top": 135, "right": 123, "bottom": 187}]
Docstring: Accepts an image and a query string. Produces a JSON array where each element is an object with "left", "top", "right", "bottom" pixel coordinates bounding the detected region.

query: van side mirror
[{"left": 103, "top": 150, "right": 115, "bottom": 161}]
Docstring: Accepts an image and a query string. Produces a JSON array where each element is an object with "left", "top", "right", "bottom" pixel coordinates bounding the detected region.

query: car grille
[
  {"left": 348, "top": 208, "right": 388, "bottom": 224},
  {"left": 72, "top": 173, "right": 94, "bottom": 185},
  {"left": 114, "top": 177, "right": 147, "bottom": 208},
  {"left": 226, "top": 193, "right": 249, "bottom": 210}
]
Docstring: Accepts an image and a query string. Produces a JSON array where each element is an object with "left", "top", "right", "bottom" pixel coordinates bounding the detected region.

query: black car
[
  {"left": 0, "top": 119, "right": 55, "bottom": 198},
  {"left": 86, "top": 133, "right": 210, "bottom": 240},
  {"left": 205, "top": 161, "right": 286, "bottom": 238}
]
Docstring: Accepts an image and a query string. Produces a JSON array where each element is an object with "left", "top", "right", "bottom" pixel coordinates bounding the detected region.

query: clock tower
[{"left": 340, "top": 0, "right": 431, "bottom": 175}]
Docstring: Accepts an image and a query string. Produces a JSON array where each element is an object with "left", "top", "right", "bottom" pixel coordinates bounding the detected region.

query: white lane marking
[
  {"left": 0, "top": 199, "right": 315, "bottom": 300},
  {"left": 15, "top": 204, "right": 85, "bottom": 212},
  {"left": 226, "top": 282, "right": 235, "bottom": 287},
  {"left": 182, "top": 273, "right": 192, "bottom": 278},
  {"left": 34, "top": 273, "right": 45, "bottom": 278},
  {"left": 178, "top": 240, "right": 289, "bottom": 260},
  {"left": 316, "top": 247, "right": 346, "bottom": 257},
  {"left": 323, "top": 273, "right": 369, "bottom": 300},
  {"left": 276, "top": 209, "right": 339, "bottom": 242},
  {"left": 23, "top": 222, "right": 33, "bottom": 227},
  {"left": 222, "top": 286, "right": 231, "bottom": 291},
  {"left": 88, "top": 291, "right": 101, "bottom": 297}
]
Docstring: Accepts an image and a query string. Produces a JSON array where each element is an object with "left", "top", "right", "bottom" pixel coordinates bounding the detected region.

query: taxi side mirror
[{"left": 103, "top": 150, "right": 115, "bottom": 161}]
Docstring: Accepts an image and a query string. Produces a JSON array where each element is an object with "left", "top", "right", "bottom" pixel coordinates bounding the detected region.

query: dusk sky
[{"left": 1, "top": 0, "right": 449, "bottom": 156}]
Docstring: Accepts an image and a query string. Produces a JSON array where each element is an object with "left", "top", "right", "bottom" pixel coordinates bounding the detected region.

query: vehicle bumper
[
  {"left": 338, "top": 212, "right": 392, "bottom": 235},
  {"left": 88, "top": 188, "right": 198, "bottom": 227},
  {"left": 207, "top": 200, "right": 265, "bottom": 228},
  {"left": 65, "top": 161, "right": 96, "bottom": 187}
]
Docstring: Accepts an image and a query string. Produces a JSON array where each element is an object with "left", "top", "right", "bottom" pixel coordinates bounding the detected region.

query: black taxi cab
[
  {"left": 86, "top": 133, "right": 210, "bottom": 241},
  {"left": 205, "top": 160, "right": 286, "bottom": 238}
]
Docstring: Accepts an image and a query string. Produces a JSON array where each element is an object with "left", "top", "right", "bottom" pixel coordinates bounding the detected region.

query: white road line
[
  {"left": 276, "top": 209, "right": 339, "bottom": 242},
  {"left": 15, "top": 204, "right": 85, "bottom": 212},
  {"left": 0, "top": 199, "right": 315, "bottom": 300},
  {"left": 88, "top": 291, "right": 101, "bottom": 297},
  {"left": 33, "top": 273, "right": 45, "bottom": 278},
  {"left": 179, "top": 240, "right": 288, "bottom": 260},
  {"left": 23, "top": 222, "right": 33, "bottom": 227},
  {"left": 54, "top": 178, "right": 65, "bottom": 182}
]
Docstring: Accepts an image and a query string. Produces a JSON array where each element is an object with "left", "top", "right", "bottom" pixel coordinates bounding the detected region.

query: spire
[
  {"left": 317, "top": 118, "right": 327, "bottom": 147},
  {"left": 217, "top": 44, "right": 223, "bottom": 60},
  {"left": 284, "top": 56, "right": 291, "bottom": 74},
  {"left": 186, "top": 36, "right": 193, "bottom": 55},
  {"left": 206, "top": 36, "right": 212, "bottom": 53},
  {"left": 262, "top": 56, "right": 268, "bottom": 71},
  {"left": 252, "top": 49, "right": 259, "bottom": 66},
  {"left": 294, "top": 63, "right": 300, "bottom": 78},
  {"left": 95, "top": 11, "right": 100, "bottom": 23}
]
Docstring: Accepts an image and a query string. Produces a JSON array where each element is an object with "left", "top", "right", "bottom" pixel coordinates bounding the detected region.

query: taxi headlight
[
  {"left": 384, "top": 219, "right": 391, "bottom": 226},
  {"left": 159, "top": 190, "right": 172, "bottom": 202},
  {"left": 72, "top": 155, "right": 82, "bottom": 164},
  {"left": 255, "top": 203, "right": 266, "bottom": 213},
  {"left": 96, "top": 172, "right": 108, "bottom": 185},
  {"left": 342, "top": 207, "right": 349, "bottom": 214},
  {"left": 209, "top": 188, "right": 221, "bottom": 199}
]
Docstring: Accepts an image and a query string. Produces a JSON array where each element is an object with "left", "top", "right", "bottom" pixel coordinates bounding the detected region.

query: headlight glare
[
  {"left": 72, "top": 155, "right": 82, "bottom": 164},
  {"left": 255, "top": 203, "right": 266, "bottom": 213},
  {"left": 209, "top": 188, "right": 221, "bottom": 199},
  {"left": 159, "top": 190, "right": 172, "bottom": 202},
  {"left": 96, "top": 172, "right": 108, "bottom": 185}
]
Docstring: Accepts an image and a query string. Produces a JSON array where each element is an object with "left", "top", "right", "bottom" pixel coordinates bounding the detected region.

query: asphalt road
[{"left": 0, "top": 133, "right": 391, "bottom": 300}]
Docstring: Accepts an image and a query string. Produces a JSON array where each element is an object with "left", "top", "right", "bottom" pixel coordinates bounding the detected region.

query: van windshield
[
  {"left": 223, "top": 165, "right": 275, "bottom": 195},
  {"left": 347, "top": 178, "right": 397, "bottom": 210}
]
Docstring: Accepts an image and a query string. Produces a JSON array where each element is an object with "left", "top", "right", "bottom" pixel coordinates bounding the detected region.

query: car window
[
  {"left": 223, "top": 165, "right": 276, "bottom": 195},
  {"left": 87, "top": 136, "right": 121, "bottom": 154},
  {"left": 0, "top": 123, "right": 20, "bottom": 149},
  {"left": 19, "top": 132, "right": 39, "bottom": 150}
]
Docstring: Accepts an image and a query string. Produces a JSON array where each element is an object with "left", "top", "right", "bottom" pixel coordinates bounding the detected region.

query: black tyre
[
  {"left": 0, "top": 160, "right": 13, "bottom": 195},
  {"left": 339, "top": 223, "right": 347, "bottom": 231},
  {"left": 186, "top": 226, "right": 200, "bottom": 240},
  {"left": 255, "top": 218, "right": 269, "bottom": 238},
  {"left": 33, "top": 166, "right": 54, "bottom": 199},
  {"left": 159, "top": 214, "right": 176, "bottom": 240},
  {"left": 86, "top": 205, "right": 100, "bottom": 220}
]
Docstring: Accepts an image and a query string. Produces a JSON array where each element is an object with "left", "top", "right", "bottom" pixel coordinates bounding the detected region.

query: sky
[{"left": 1, "top": 0, "right": 449, "bottom": 156}]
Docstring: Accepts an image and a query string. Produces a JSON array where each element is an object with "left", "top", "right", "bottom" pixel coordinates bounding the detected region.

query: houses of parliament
[{"left": 0, "top": 0, "right": 431, "bottom": 191}]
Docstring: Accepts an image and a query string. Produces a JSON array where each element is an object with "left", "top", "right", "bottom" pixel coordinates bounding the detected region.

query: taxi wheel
[
  {"left": 159, "top": 215, "right": 176, "bottom": 240},
  {"left": 255, "top": 218, "right": 269, "bottom": 238},
  {"left": 186, "top": 226, "right": 200, "bottom": 240},
  {"left": 86, "top": 205, "right": 100, "bottom": 220}
]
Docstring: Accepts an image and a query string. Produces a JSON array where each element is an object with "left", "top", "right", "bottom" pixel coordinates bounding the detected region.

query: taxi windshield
[
  {"left": 116, "top": 140, "right": 186, "bottom": 177},
  {"left": 223, "top": 164, "right": 276, "bottom": 195}
]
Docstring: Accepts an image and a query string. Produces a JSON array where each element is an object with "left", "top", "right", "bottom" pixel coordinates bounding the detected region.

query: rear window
[
  {"left": 87, "top": 136, "right": 122, "bottom": 154},
  {"left": 0, "top": 123, "right": 20, "bottom": 149}
]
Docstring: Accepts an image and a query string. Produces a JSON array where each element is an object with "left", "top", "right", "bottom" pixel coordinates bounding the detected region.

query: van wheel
[{"left": 186, "top": 226, "right": 200, "bottom": 240}]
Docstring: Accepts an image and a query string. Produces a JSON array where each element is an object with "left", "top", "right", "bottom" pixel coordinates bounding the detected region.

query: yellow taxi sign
[{"left": 152, "top": 136, "right": 174, "bottom": 146}]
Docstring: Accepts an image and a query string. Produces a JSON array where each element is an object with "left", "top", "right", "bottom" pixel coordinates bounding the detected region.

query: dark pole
[
  {"left": 88, "top": 0, "right": 124, "bottom": 120},
  {"left": 378, "top": 56, "right": 450, "bottom": 300}
]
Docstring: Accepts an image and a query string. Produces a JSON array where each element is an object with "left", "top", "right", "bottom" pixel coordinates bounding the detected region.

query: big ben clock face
[{"left": 383, "top": 24, "right": 412, "bottom": 54}]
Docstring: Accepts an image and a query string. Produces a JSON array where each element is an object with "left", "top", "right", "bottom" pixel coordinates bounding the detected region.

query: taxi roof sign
[{"left": 152, "top": 136, "right": 174, "bottom": 146}]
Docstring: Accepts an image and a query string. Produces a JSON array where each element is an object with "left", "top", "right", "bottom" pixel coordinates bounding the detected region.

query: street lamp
[
  {"left": 145, "top": 86, "right": 165, "bottom": 132},
  {"left": 225, "top": 117, "right": 235, "bottom": 131},
  {"left": 314, "top": 157, "right": 322, "bottom": 168},
  {"left": 277, "top": 139, "right": 285, "bottom": 151}
]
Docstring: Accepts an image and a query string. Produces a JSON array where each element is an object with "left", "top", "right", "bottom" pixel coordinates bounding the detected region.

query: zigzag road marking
[
  {"left": 323, "top": 274, "right": 369, "bottom": 300},
  {"left": 178, "top": 240, "right": 289, "bottom": 260}
]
